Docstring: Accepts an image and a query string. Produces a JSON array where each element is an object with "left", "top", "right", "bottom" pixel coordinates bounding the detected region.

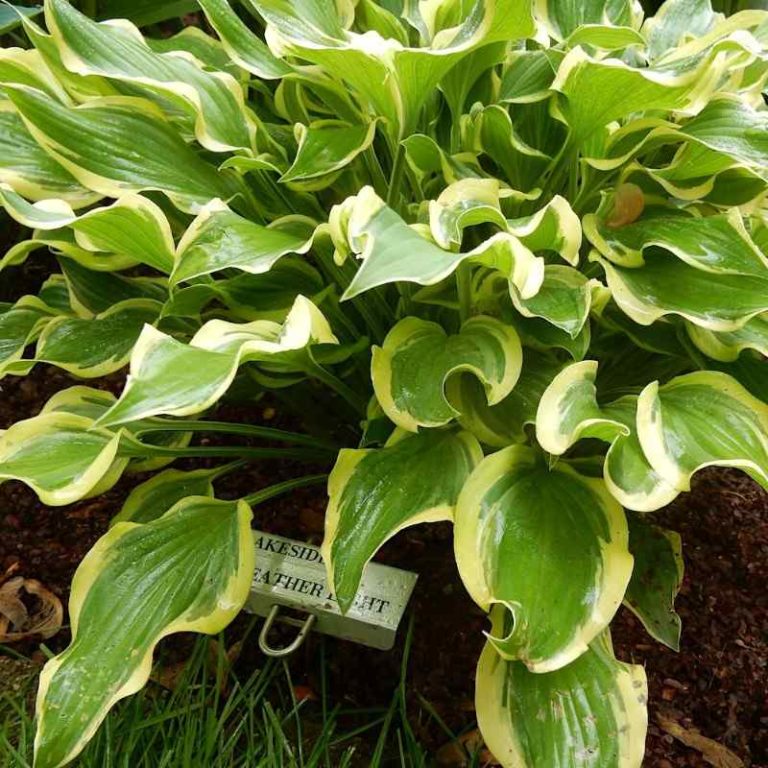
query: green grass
[{"left": 0, "top": 619, "right": 476, "bottom": 768}]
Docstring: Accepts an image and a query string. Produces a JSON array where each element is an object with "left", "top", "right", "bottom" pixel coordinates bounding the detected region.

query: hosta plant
[{"left": 1, "top": 0, "right": 766, "bottom": 765}]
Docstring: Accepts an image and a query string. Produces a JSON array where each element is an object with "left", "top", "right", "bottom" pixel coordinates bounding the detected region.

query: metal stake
[{"left": 258, "top": 604, "right": 317, "bottom": 658}]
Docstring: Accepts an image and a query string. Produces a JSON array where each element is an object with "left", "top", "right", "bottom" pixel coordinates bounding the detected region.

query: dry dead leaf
[
  {"left": 0, "top": 577, "right": 63, "bottom": 642},
  {"left": 657, "top": 712, "right": 744, "bottom": 768}
]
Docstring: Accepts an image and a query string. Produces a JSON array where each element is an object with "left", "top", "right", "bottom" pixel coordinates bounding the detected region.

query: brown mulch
[{"left": 0, "top": 364, "right": 766, "bottom": 767}]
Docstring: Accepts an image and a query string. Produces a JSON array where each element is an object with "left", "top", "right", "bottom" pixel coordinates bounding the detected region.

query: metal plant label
[{"left": 245, "top": 530, "right": 418, "bottom": 650}]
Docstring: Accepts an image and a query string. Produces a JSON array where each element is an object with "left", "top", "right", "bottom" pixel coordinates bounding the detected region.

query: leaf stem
[
  {"left": 386, "top": 142, "right": 407, "bottom": 211},
  {"left": 315, "top": 250, "right": 391, "bottom": 341},
  {"left": 456, "top": 262, "right": 473, "bottom": 325},
  {"left": 302, "top": 358, "right": 368, "bottom": 415},
  {"left": 241, "top": 473, "right": 328, "bottom": 507},
  {"left": 568, "top": 153, "right": 579, "bottom": 202},
  {"left": 137, "top": 420, "right": 338, "bottom": 449},
  {"left": 123, "top": 443, "right": 333, "bottom": 462},
  {"left": 209, "top": 459, "right": 249, "bottom": 480},
  {"left": 537, "top": 136, "right": 574, "bottom": 203},
  {"left": 363, "top": 146, "right": 389, "bottom": 199}
]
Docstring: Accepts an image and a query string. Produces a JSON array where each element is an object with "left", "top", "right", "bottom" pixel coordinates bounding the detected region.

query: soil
[{"left": 1, "top": 361, "right": 766, "bottom": 767}]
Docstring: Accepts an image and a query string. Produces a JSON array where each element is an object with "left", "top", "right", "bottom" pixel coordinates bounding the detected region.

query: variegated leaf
[
  {"left": 46, "top": 0, "right": 256, "bottom": 153},
  {"left": 372, "top": 315, "right": 522, "bottom": 432},
  {"left": 173, "top": 199, "right": 314, "bottom": 284},
  {"left": 98, "top": 296, "right": 337, "bottom": 426},
  {"left": 248, "top": 0, "right": 535, "bottom": 136},
  {"left": 476, "top": 625, "right": 647, "bottom": 768},
  {"left": 454, "top": 445, "right": 633, "bottom": 671},
  {"left": 6, "top": 86, "right": 235, "bottom": 212},
  {"left": 625, "top": 512, "right": 683, "bottom": 651},
  {"left": 448, "top": 348, "right": 563, "bottom": 447},
  {"left": 111, "top": 466, "right": 218, "bottom": 525},
  {"left": 0, "top": 412, "right": 126, "bottom": 506},
  {"left": 34, "top": 497, "right": 254, "bottom": 768},
  {"left": 323, "top": 429, "right": 482, "bottom": 611}
]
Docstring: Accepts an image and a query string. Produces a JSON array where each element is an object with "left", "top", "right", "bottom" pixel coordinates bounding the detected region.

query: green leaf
[
  {"left": 372, "top": 315, "right": 522, "bottom": 432},
  {"left": 536, "top": 360, "right": 631, "bottom": 455},
  {"left": 20, "top": 299, "right": 160, "bottom": 377},
  {"left": 538, "top": 364, "right": 768, "bottom": 512},
  {"left": 70, "top": 195, "right": 176, "bottom": 274},
  {"left": 112, "top": 466, "right": 218, "bottom": 525},
  {"left": 0, "top": 185, "right": 83, "bottom": 229},
  {"left": 582, "top": 117, "right": 680, "bottom": 173},
  {"left": 0, "top": 412, "right": 125, "bottom": 506},
  {"left": 169, "top": 258, "right": 324, "bottom": 322},
  {"left": 148, "top": 34, "right": 240, "bottom": 88},
  {"left": 624, "top": 512, "right": 683, "bottom": 651},
  {"left": 13, "top": 11, "right": 120, "bottom": 101},
  {"left": 447, "top": 348, "right": 563, "bottom": 447},
  {"left": 535, "top": 361, "right": 680, "bottom": 512},
  {"left": 510, "top": 265, "right": 592, "bottom": 338},
  {"left": 440, "top": 42, "right": 506, "bottom": 121},
  {"left": 499, "top": 50, "right": 556, "bottom": 103},
  {"left": 35, "top": 274, "right": 73, "bottom": 314},
  {"left": 536, "top": 0, "right": 642, "bottom": 40},
  {"left": 686, "top": 313, "right": 768, "bottom": 362},
  {"left": 471, "top": 105, "right": 549, "bottom": 193},
  {"left": 585, "top": 208, "right": 768, "bottom": 275},
  {"left": 34, "top": 385, "right": 194, "bottom": 476},
  {"left": 0, "top": 308, "right": 45, "bottom": 375},
  {"left": 40, "top": 385, "right": 117, "bottom": 421},
  {"left": 592, "top": 249, "right": 768, "bottom": 331},
  {"left": 46, "top": 0, "right": 255, "bottom": 153},
  {"left": 637, "top": 370, "right": 768, "bottom": 496},
  {"left": 0, "top": 110, "right": 98, "bottom": 206},
  {"left": 340, "top": 186, "right": 468, "bottom": 295},
  {"left": 323, "top": 429, "right": 482, "bottom": 612},
  {"left": 552, "top": 46, "right": 726, "bottom": 143},
  {"left": 0, "top": 4, "right": 41, "bottom": 35},
  {"left": 58, "top": 258, "right": 167, "bottom": 316},
  {"left": 0, "top": 229, "right": 136, "bottom": 275},
  {"left": 428, "top": 178, "right": 508, "bottom": 250},
  {"left": 643, "top": 0, "right": 719, "bottom": 60},
  {"left": 0, "top": 190, "right": 176, "bottom": 273},
  {"left": 476, "top": 626, "right": 647, "bottom": 768},
  {"left": 247, "top": 0, "right": 535, "bottom": 136},
  {"left": 402, "top": 133, "right": 484, "bottom": 188},
  {"left": 340, "top": 186, "right": 546, "bottom": 301},
  {"left": 565, "top": 24, "right": 646, "bottom": 50},
  {"left": 454, "top": 445, "right": 633, "bottom": 671},
  {"left": 633, "top": 147, "right": 766, "bottom": 206},
  {"left": 198, "top": 0, "right": 292, "bottom": 78},
  {"left": 281, "top": 120, "right": 377, "bottom": 186},
  {"left": 97, "top": 0, "right": 198, "bottom": 26},
  {"left": 0, "top": 43, "right": 71, "bottom": 102},
  {"left": 708, "top": 352, "right": 768, "bottom": 406},
  {"left": 514, "top": 311, "right": 592, "bottom": 361},
  {"left": 676, "top": 95, "right": 768, "bottom": 177},
  {"left": 97, "top": 296, "right": 337, "bottom": 426},
  {"left": 5, "top": 86, "right": 233, "bottom": 212},
  {"left": 586, "top": 93, "right": 768, "bottom": 180},
  {"left": 472, "top": 269, "right": 593, "bottom": 360},
  {"left": 173, "top": 200, "right": 313, "bottom": 284},
  {"left": 505, "top": 194, "right": 582, "bottom": 266},
  {"left": 34, "top": 496, "right": 254, "bottom": 768},
  {"left": 355, "top": 0, "right": 409, "bottom": 45},
  {"left": 598, "top": 303, "right": 687, "bottom": 357}
]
